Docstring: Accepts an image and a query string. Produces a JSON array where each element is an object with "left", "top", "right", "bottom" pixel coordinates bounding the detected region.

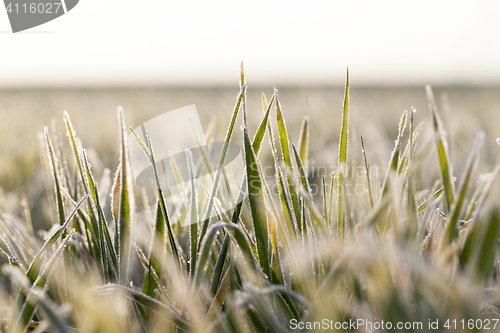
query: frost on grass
[{"left": 0, "top": 74, "right": 500, "bottom": 333}]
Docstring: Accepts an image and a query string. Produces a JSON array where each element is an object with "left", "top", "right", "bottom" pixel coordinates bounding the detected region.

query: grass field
[{"left": 0, "top": 69, "right": 500, "bottom": 332}]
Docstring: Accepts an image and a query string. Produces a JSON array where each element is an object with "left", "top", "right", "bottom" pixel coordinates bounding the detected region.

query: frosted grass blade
[
  {"left": 426, "top": 85, "right": 454, "bottom": 212},
  {"left": 337, "top": 68, "right": 349, "bottom": 241}
]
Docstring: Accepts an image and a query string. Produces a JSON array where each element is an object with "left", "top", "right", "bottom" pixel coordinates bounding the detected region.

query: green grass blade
[
  {"left": 185, "top": 149, "right": 198, "bottom": 276},
  {"left": 44, "top": 128, "right": 65, "bottom": 227},
  {"left": 199, "top": 85, "right": 246, "bottom": 248},
  {"left": 443, "top": 132, "right": 484, "bottom": 244},
  {"left": 418, "top": 186, "right": 444, "bottom": 213},
  {"left": 130, "top": 127, "right": 181, "bottom": 267},
  {"left": 210, "top": 235, "right": 230, "bottom": 295},
  {"left": 63, "top": 112, "right": 100, "bottom": 240},
  {"left": 337, "top": 68, "right": 349, "bottom": 241},
  {"left": 82, "top": 149, "right": 118, "bottom": 279},
  {"left": 328, "top": 173, "right": 335, "bottom": 227},
  {"left": 322, "top": 176, "right": 328, "bottom": 224},
  {"left": 472, "top": 210, "right": 500, "bottom": 280},
  {"left": 243, "top": 127, "right": 271, "bottom": 278},
  {"left": 297, "top": 113, "right": 310, "bottom": 173},
  {"left": 205, "top": 267, "right": 231, "bottom": 324},
  {"left": 253, "top": 94, "right": 276, "bottom": 155},
  {"left": 231, "top": 92, "right": 276, "bottom": 225},
  {"left": 360, "top": 137, "right": 374, "bottom": 209},
  {"left": 426, "top": 85, "right": 454, "bottom": 213},
  {"left": 292, "top": 143, "right": 312, "bottom": 201},
  {"left": 143, "top": 201, "right": 165, "bottom": 298},
  {"left": 380, "top": 110, "right": 407, "bottom": 199},
  {"left": 276, "top": 92, "right": 301, "bottom": 227},
  {"left": 116, "top": 107, "right": 134, "bottom": 284}
]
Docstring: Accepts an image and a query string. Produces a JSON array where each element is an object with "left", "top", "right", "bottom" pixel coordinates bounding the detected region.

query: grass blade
[
  {"left": 360, "top": 137, "right": 374, "bottom": 209},
  {"left": 117, "top": 108, "right": 134, "bottom": 284},
  {"left": 82, "top": 149, "right": 118, "bottom": 280},
  {"left": 297, "top": 112, "right": 310, "bottom": 173},
  {"left": 44, "top": 128, "right": 65, "bottom": 227},
  {"left": 252, "top": 94, "right": 276, "bottom": 155},
  {"left": 130, "top": 127, "right": 181, "bottom": 266},
  {"left": 243, "top": 127, "right": 271, "bottom": 278},
  {"left": 443, "top": 132, "right": 484, "bottom": 244},
  {"left": 426, "top": 85, "right": 454, "bottom": 213},
  {"left": 276, "top": 92, "right": 301, "bottom": 228},
  {"left": 292, "top": 143, "right": 312, "bottom": 201},
  {"left": 185, "top": 149, "right": 198, "bottom": 276},
  {"left": 199, "top": 85, "right": 246, "bottom": 248},
  {"left": 337, "top": 68, "right": 349, "bottom": 241},
  {"left": 143, "top": 201, "right": 165, "bottom": 298},
  {"left": 380, "top": 110, "right": 407, "bottom": 199}
]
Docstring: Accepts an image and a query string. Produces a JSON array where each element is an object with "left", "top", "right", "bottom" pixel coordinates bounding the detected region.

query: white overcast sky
[{"left": 0, "top": 0, "right": 499, "bottom": 87}]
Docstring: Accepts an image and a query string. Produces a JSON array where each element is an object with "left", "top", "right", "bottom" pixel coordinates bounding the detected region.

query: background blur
[{"left": 1, "top": 1, "right": 500, "bottom": 226}]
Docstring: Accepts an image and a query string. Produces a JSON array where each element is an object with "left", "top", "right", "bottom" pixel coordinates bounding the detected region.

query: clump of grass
[{"left": 0, "top": 67, "right": 499, "bottom": 333}]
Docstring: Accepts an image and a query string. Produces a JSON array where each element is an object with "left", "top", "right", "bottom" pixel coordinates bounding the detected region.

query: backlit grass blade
[
  {"left": 360, "top": 136, "right": 374, "bottom": 209},
  {"left": 143, "top": 201, "right": 165, "bottom": 298},
  {"left": 276, "top": 92, "right": 301, "bottom": 227},
  {"left": 44, "top": 128, "right": 65, "bottom": 227},
  {"left": 231, "top": 92, "right": 275, "bottom": 225},
  {"left": 185, "top": 149, "right": 198, "bottom": 276},
  {"left": 82, "top": 149, "right": 118, "bottom": 279},
  {"left": 297, "top": 113, "right": 310, "bottom": 173},
  {"left": 261, "top": 91, "right": 296, "bottom": 236},
  {"left": 443, "top": 132, "right": 484, "bottom": 245},
  {"left": 273, "top": 158, "right": 297, "bottom": 236},
  {"left": 380, "top": 110, "right": 407, "bottom": 199},
  {"left": 252, "top": 94, "right": 276, "bottom": 155},
  {"left": 50, "top": 119, "right": 72, "bottom": 195},
  {"left": 337, "top": 68, "right": 349, "bottom": 241},
  {"left": 199, "top": 85, "right": 246, "bottom": 248},
  {"left": 418, "top": 186, "right": 444, "bottom": 213},
  {"left": 292, "top": 143, "right": 312, "bottom": 201},
  {"left": 322, "top": 176, "right": 328, "bottom": 224},
  {"left": 426, "top": 85, "right": 454, "bottom": 213},
  {"left": 117, "top": 107, "right": 134, "bottom": 284},
  {"left": 328, "top": 173, "right": 335, "bottom": 227},
  {"left": 243, "top": 126, "right": 271, "bottom": 278},
  {"left": 398, "top": 121, "right": 424, "bottom": 175},
  {"left": 63, "top": 112, "right": 99, "bottom": 241},
  {"left": 130, "top": 127, "right": 181, "bottom": 266}
]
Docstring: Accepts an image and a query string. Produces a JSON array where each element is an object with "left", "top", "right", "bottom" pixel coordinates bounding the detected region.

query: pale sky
[{"left": 0, "top": 0, "right": 499, "bottom": 87}]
